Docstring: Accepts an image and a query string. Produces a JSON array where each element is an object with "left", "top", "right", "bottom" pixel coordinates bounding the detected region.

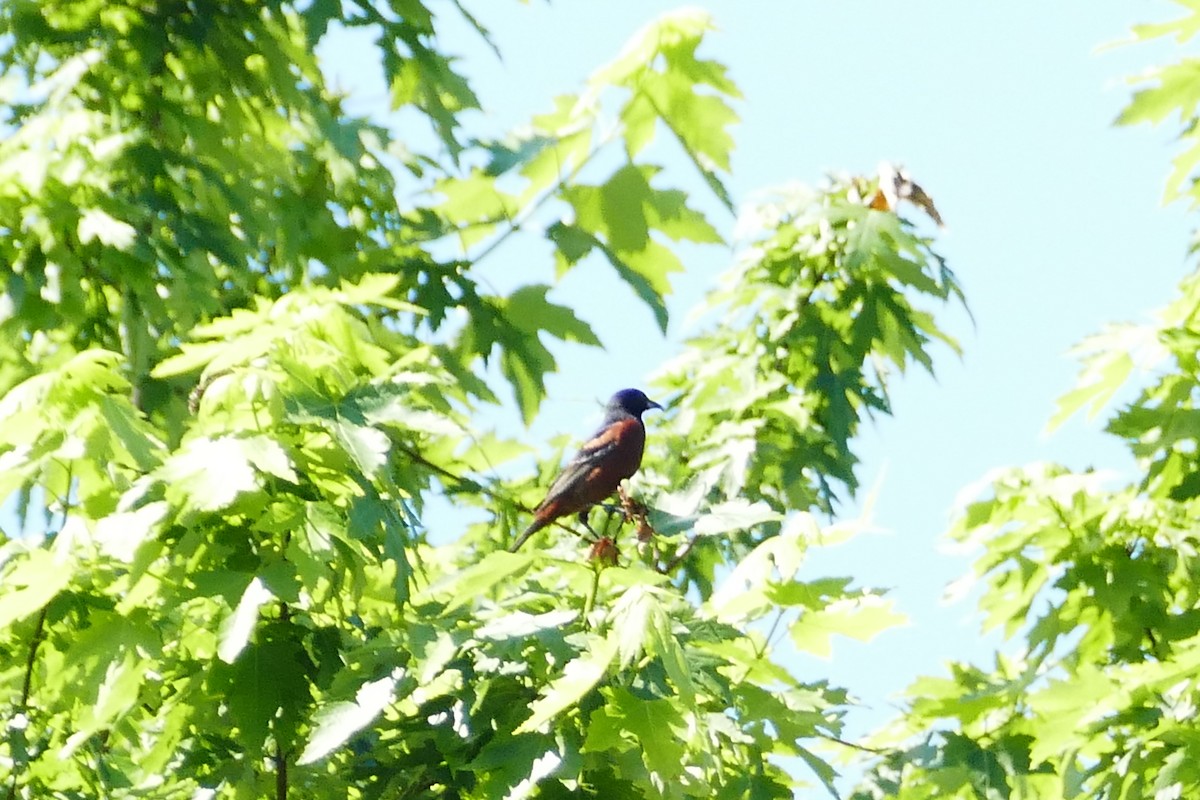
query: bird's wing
[{"left": 540, "top": 420, "right": 627, "bottom": 504}]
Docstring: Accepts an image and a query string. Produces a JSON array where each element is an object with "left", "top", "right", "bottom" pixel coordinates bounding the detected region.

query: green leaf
[
  {"left": 218, "top": 628, "right": 315, "bottom": 753},
  {"left": 159, "top": 436, "right": 260, "bottom": 513},
  {"left": 594, "top": 9, "right": 740, "bottom": 210},
  {"left": 489, "top": 286, "right": 602, "bottom": 422},
  {"left": 611, "top": 585, "right": 659, "bottom": 668},
  {"left": 598, "top": 236, "right": 675, "bottom": 332},
  {"left": 795, "top": 745, "right": 840, "bottom": 796},
  {"left": 476, "top": 609, "right": 579, "bottom": 640},
  {"left": 648, "top": 606, "right": 696, "bottom": 705},
  {"left": 706, "top": 524, "right": 810, "bottom": 622},
  {"left": 555, "top": 166, "right": 703, "bottom": 332},
  {"left": 218, "top": 576, "right": 273, "bottom": 664},
  {"left": 789, "top": 593, "right": 907, "bottom": 658},
  {"left": 59, "top": 650, "right": 146, "bottom": 758},
  {"left": 435, "top": 169, "right": 518, "bottom": 221},
  {"left": 547, "top": 219, "right": 596, "bottom": 268},
  {"left": 1127, "top": 6, "right": 1200, "bottom": 44},
  {"left": 505, "top": 285, "right": 602, "bottom": 348},
  {"left": 419, "top": 550, "right": 533, "bottom": 614},
  {"left": 516, "top": 634, "right": 618, "bottom": 734},
  {"left": 298, "top": 670, "right": 402, "bottom": 765},
  {"left": 693, "top": 499, "right": 782, "bottom": 537},
  {"left": 240, "top": 435, "right": 299, "bottom": 483},
  {"left": 597, "top": 165, "right": 652, "bottom": 251},
  {"left": 94, "top": 501, "right": 168, "bottom": 563},
  {"left": 333, "top": 273, "right": 425, "bottom": 314},
  {"left": 0, "top": 549, "right": 73, "bottom": 629},
  {"left": 331, "top": 421, "right": 391, "bottom": 479},
  {"left": 387, "top": 38, "right": 479, "bottom": 155},
  {"left": 583, "top": 687, "right": 686, "bottom": 781},
  {"left": 1045, "top": 322, "right": 1155, "bottom": 432},
  {"left": 98, "top": 396, "right": 162, "bottom": 470},
  {"left": 77, "top": 207, "right": 137, "bottom": 250},
  {"left": 1118, "top": 60, "right": 1200, "bottom": 126}
]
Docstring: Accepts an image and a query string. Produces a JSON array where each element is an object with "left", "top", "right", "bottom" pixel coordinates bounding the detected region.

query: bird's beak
[{"left": 648, "top": 399, "right": 663, "bottom": 411}]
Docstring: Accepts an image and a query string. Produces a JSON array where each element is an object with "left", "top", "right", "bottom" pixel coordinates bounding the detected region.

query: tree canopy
[{"left": 0, "top": 1, "right": 1195, "bottom": 799}]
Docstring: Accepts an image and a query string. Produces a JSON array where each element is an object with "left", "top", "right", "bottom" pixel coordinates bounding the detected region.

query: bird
[{"left": 510, "top": 388, "right": 662, "bottom": 552}]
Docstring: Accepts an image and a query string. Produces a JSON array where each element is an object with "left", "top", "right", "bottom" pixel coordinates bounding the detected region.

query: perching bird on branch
[{"left": 510, "top": 388, "right": 661, "bottom": 552}]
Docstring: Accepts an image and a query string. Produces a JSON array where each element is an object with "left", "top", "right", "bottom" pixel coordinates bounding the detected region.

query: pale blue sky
[{"left": 321, "top": 0, "right": 1192, "bottom": 777}]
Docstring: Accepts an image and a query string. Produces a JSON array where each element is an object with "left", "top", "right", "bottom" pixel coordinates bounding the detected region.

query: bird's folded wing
[{"left": 542, "top": 422, "right": 626, "bottom": 500}]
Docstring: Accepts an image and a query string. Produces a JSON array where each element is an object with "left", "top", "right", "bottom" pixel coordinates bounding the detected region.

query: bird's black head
[{"left": 607, "top": 388, "right": 663, "bottom": 420}]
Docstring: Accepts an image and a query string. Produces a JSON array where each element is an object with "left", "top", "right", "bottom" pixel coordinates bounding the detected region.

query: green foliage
[
  {"left": 0, "top": 2, "right": 965, "bottom": 799},
  {"left": 648, "top": 179, "right": 962, "bottom": 594},
  {"left": 849, "top": 5, "right": 1200, "bottom": 798}
]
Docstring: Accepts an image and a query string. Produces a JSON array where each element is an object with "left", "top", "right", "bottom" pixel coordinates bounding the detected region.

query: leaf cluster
[
  {"left": 0, "top": 3, "right": 968, "bottom": 799},
  {"left": 647, "top": 179, "right": 963, "bottom": 594}
]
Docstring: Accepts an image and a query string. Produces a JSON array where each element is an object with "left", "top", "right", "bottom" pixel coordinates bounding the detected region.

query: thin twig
[
  {"left": 393, "top": 443, "right": 528, "bottom": 514},
  {"left": 467, "top": 124, "right": 619, "bottom": 268},
  {"left": 818, "top": 732, "right": 888, "bottom": 755},
  {"left": 5, "top": 606, "right": 48, "bottom": 800},
  {"left": 582, "top": 563, "right": 601, "bottom": 629},
  {"left": 275, "top": 600, "right": 290, "bottom": 800},
  {"left": 393, "top": 442, "right": 587, "bottom": 545},
  {"left": 18, "top": 608, "right": 47, "bottom": 709},
  {"left": 757, "top": 610, "right": 787, "bottom": 659},
  {"left": 7, "top": 464, "right": 76, "bottom": 797},
  {"left": 657, "top": 535, "right": 699, "bottom": 574}
]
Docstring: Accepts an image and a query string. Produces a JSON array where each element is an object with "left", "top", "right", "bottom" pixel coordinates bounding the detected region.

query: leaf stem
[
  {"left": 393, "top": 442, "right": 527, "bottom": 514},
  {"left": 275, "top": 599, "right": 290, "bottom": 800},
  {"left": 583, "top": 562, "right": 601, "bottom": 628}
]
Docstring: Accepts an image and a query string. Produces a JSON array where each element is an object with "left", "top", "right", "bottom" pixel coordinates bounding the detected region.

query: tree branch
[
  {"left": 274, "top": 742, "right": 288, "bottom": 800},
  {"left": 6, "top": 606, "right": 48, "bottom": 800}
]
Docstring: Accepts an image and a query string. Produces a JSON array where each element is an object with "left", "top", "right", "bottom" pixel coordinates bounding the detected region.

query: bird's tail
[{"left": 509, "top": 518, "right": 545, "bottom": 552}]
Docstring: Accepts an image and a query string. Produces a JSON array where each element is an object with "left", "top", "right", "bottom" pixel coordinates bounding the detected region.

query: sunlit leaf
[
  {"left": 584, "top": 688, "right": 687, "bottom": 781},
  {"left": 77, "top": 207, "right": 136, "bottom": 250},
  {"left": 0, "top": 549, "right": 73, "bottom": 629},
  {"left": 218, "top": 576, "right": 274, "bottom": 664},
  {"left": 299, "top": 670, "right": 403, "bottom": 765},
  {"left": 516, "top": 635, "right": 618, "bottom": 734},
  {"left": 158, "top": 436, "right": 260, "bottom": 512}
]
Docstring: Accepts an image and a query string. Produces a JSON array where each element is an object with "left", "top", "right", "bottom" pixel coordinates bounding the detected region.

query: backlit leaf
[{"left": 789, "top": 594, "right": 907, "bottom": 658}]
